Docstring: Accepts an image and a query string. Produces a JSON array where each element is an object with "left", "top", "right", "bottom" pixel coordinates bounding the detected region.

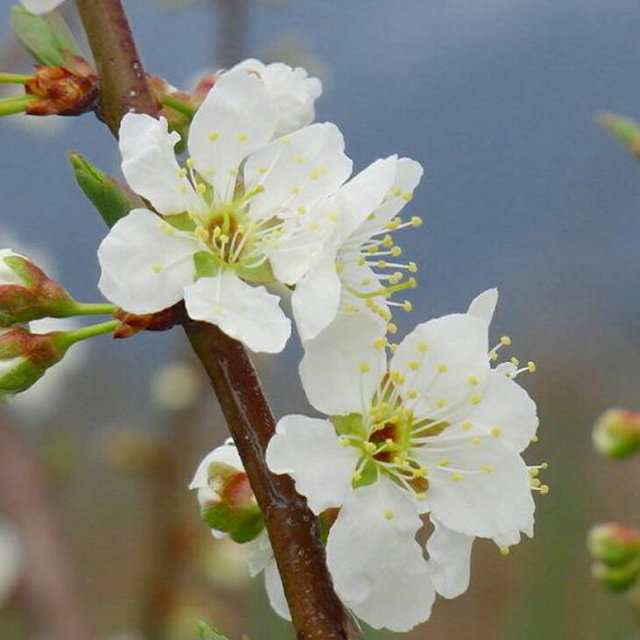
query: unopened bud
[
  {"left": 597, "top": 112, "right": 640, "bottom": 160},
  {"left": 588, "top": 523, "right": 640, "bottom": 567},
  {"left": 592, "top": 558, "right": 640, "bottom": 594},
  {"left": 0, "top": 249, "right": 76, "bottom": 326},
  {"left": 0, "top": 325, "right": 69, "bottom": 398},
  {"left": 593, "top": 408, "right": 640, "bottom": 459}
]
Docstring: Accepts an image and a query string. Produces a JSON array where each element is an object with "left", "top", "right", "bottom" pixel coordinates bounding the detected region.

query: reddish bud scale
[
  {"left": 113, "top": 306, "right": 180, "bottom": 338},
  {"left": 24, "top": 58, "right": 99, "bottom": 117},
  {"left": 221, "top": 471, "right": 255, "bottom": 509}
]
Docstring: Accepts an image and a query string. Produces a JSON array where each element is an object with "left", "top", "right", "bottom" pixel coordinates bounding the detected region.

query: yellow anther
[
  {"left": 391, "top": 246, "right": 402, "bottom": 257},
  {"left": 359, "top": 362, "right": 371, "bottom": 373},
  {"left": 408, "top": 360, "right": 420, "bottom": 371},
  {"left": 365, "top": 442, "right": 376, "bottom": 454},
  {"left": 158, "top": 222, "right": 175, "bottom": 236},
  {"left": 412, "top": 467, "right": 428, "bottom": 478},
  {"left": 539, "top": 485, "right": 550, "bottom": 495},
  {"left": 390, "top": 370, "right": 405, "bottom": 385},
  {"left": 177, "top": 168, "right": 187, "bottom": 178},
  {"left": 373, "top": 337, "right": 387, "bottom": 350},
  {"left": 186, "top": 158, "right": 195, "bottom": 168},
  {"left": 352, "top": 470, "right": 362, "bottom": 481},
  {"left": 461, "top": 421, "right": 473, "bottom": 431},
  {"left": 229, "top": 168, "right": 239, "bottom": 177},
  {"left": 527, "top": 361, "right": 537, "bottom": 373},
  {"left": 540, "top": 462, "right": 549, "bottom": 469},
  {"left": 489, "top": 352, "right": 499, "bottom": 362},
  {"left": 382, "top": 235, "right": 394, "bottom": 247},
  {"left": 258, "top": 166, "right": 268, "bottom": 174},
  {"left": 470, "top": 394, "right": 482, "bottom": 405},
  {"left": 208, "top": 132, "right": 219, "bottom": 141},
  {"left": 510, "top": 357, "right": 520, "bottom": 367},
  {"left": 410, "top": 216, "right": 423, "bottom": 227},
  {"left": 387, "top": 322, "right": 398, "bottom": 335},
  {"left": 530, "top": 478, "right": 541, "bottom": 488},
  {"left": 383, "top": 509, "right": 395, "bottom": 520},
  {"left": 490, "top": 427, "right": 502, "bottom": 437},
  {"left": 376, "top": 260, "right": 388, "bottom": 269},
  {"left": 437, "top": 363, "right": 448, "bottom": 373},
  {"left": 296, "top": 206, "right": 307, "bottom": 216},
  {"left": 471, "top": 436, "right": 481, "bottom": 445},
  {"left": 481, "top": 464, "right": 494, "bottom": 473},
  {"left": 327, "top": 213, "right": 338, "bottom": 222},
  {"left": 417, "top": 342, "right": 428, "bottom": 353},
  {"left": 151, "top": 263, "right": 163, "bottom": 273},
  {"left": 290, "top": 186, "right": 301, "bottom": 194},
  {"left": 391, "top": 187, "right": 402, "bottom": 197},
  {"left": 402, "top": 300, "right": 413, "bottom": 312},
  {"left": 500, "top": 336, "right": 512, "bottom": 346},
  {"left": 438, "top": 458, "right": 450, "bottom": 467},
  {"left": 309, "top": 167, "right": 327, "bottom": 180},
  {"left": 435, "top": 399, "right": 447, "bottom": 409},
  {"left": 294, "top": 155, "right": 305, "bottom": 164},
  {"left": 530, "top": 435, "right": 539, "bottom": 444},
  {"left": 237, "top": 132, "right": 249, "bottom": 142},
  {"left": 529, "top": 469, "right": 539, "bottom": 477},
  {"left": 468, "top": 375, "right": 479, "bottom": 386},
  {"left": 402, "top": 191, "right": 413, "bottom": 202},
  {"left": 389, "top": 343, "right": 398, "bottom": 353},
  {"left": 415, "top": 492, "right": 427, "bottom": 501},
  {"left": 280, "top": 136, "right": 292, "bottom": 145},
  {"left": 451, "top": 473, "right": 464, "bottom": 482},
  {"left": 407, "top": 389, "right": 418, "bottom": 400},
  {"left": 499, "top": 546, "right": 511, "bottom": 556},
  {"left": 178, "top": 184, "right": 188, "bottom": 194},
  {"left": 408, "top": 262, "right": 418, "bottom": 273},
  {"left": 196, "top": 183, "right": 207, "bottom": 194},
  {"left": 205, "top": 167, "right": 216, "bottom": 175},
  {"left": 307, "top": 222, "right": 319, "bottom": 231}
]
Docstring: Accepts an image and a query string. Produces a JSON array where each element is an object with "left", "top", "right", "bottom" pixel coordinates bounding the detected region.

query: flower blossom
[
  {"left": 229, "top": 59, "right": 322, "bottom": 137},
  {"left": 20, "top": 0, "right": 64, "bottom": 13},
  {"left": 266, "top": 289, "right": 542, "bottom": 630},
  {"left": 98, "top": 67, "right": 352, "bottom": 352},
  {"left": 292, "top": 155, "right": 424, "bottom": 342},
  {"left": 189, "top": 441, "right": 289, "bottom": 619}
]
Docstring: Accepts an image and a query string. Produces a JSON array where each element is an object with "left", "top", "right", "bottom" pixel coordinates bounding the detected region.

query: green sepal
[
  {"left": 166, "top": 212, "right": 195, "bottom": 233},
  {"left": 597, "top": 112, "right": 640, "bottom": 157},
  {"left": 593, "top": 557, "right": 640, "bottom": 594},
  {"left": 69, "top": 152, "right": 143, "bottom": 228},
  {"left": 11, "top": 7, "right": 83, "bottom": 66},
  {"left": 332, "top": 413, "right": 367, "bottom": 439},
  {"left": 197, "top": 621, "right": 231, "bottom": 640},
  {"left": 194, "top": 252, "right": 221, "bottom": 279},
  {"left": 235, "top": 260, "right": 274, "bottom": 284},
  {"left": 352, "top": 459, "right": 377, "bottom": 489},
  {"left": 200, "top": 502, "right": 264, "bottom": 543}
]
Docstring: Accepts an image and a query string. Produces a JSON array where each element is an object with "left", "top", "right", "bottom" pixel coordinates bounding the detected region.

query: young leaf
[{"left": 197, "top": 621, "right": 232, "bottom": 640}]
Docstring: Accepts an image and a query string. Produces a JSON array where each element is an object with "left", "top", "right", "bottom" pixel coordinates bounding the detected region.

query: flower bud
[
  {"left": 592, "top": 559, "right": 640, "bottom": 594},
  {"left": 588, "top": 523, "right": 640, "bottom": 567},
  {"left": 0, "top": 325, "right": 69, "bottom": 398},
  {"left": 191, "top": 444, "right": 264, "bottom": 544},
  {"left": 593, "top": 408, "right": 640, "bottom": 459},
  {"left": 0, "top": 249, "right": 76, "bottom": 326}
]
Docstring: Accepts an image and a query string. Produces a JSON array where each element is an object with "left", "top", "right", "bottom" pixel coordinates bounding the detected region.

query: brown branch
[
  {"left": 0, "top": 412, "right": 88, "bottom": 640},
  {"left": 73, "top": 2, "right": 360, "bottom": 638}
]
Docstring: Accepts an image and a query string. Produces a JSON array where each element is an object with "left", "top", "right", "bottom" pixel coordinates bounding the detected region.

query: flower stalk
[{"left": 73, "top": 1, "right": 360, "bottom": 637}]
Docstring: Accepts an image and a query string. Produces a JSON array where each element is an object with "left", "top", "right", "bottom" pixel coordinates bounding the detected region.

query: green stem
[
  {"left": 159, "top": 94, "right": 196, "bottom": 119},
  {"left": 60, "top": 319, "right": 119, "bottom": 347},
  {"left": 0, "top": 72, "right": 33, "bottom": 84},
  {"left": 0, "top": 94, "right": 38, "bottom": 116},
  {"left": 70, "top": 302, "right": 118, "bottom": 316}
]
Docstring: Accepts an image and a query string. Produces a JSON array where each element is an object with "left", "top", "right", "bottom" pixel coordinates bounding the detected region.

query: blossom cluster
[{"left": 143, "top": 61, "right": 549, "bottom": 631}]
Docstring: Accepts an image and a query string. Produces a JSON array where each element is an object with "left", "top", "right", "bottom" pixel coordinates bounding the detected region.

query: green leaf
[
  {"left": 69, "top": 152, "right": 142, "bottom": 228},
  {"left": 197, "top": 621, "right": 231, "bottom": 639},
  {"left": 11, "top": 7, "right": 83, "bottom": 66}
]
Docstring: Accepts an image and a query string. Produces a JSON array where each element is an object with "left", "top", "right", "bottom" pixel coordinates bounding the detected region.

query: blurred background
[{"left": 2, "top": 0, "right": 640, "bottom": 637}]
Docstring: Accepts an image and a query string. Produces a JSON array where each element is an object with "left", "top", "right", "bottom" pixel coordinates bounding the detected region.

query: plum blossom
[
  {"left": 20, "top": 0, "right": 64, "bottom": 13},
  {"left": 292, "top": 155, "right": 424, "bottom": 342},
  {"left": 189, "top": 441, "right": 289, "bottom": 619},
  {"left": 229, "top": 59, "right": 322, "bottom": 137},
  {"left": 98, "top": 66, "right": 352, "bottom": 353},
  {"left": 267, "top": 289, "right": 542, "bottom": 629}
]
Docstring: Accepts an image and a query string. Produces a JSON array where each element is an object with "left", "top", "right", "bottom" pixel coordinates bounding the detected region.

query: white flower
[
  {"left": 266, "top": 289, "right": 542, "bottom": 629},
  {"left": 292, "top": 155, "right": 424, "bottom": 342},
  {"left": 190, "top": 441, "right": 289, "bottom": 617},
  {"left": 20, "top": 0, "right": 64, "bottom": 13},
  {"left": 229, "top": 59, "right": 322, "bottom": 137},
  {"left": 98, "top": 67, "right": 352, "bottom": 353}
]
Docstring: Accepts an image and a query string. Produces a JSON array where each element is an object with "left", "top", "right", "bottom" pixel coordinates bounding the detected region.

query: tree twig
[{"left": 73, "top": 2, "right": 360, "bottom": 637}]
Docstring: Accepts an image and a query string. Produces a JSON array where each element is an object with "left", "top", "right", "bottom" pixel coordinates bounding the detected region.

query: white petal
[
  {"left": 469, "top": 369, "right": 538, "bottom": 452},
  {"left": 21, "top": 0, "right": 64, "bottom": 13},
  {"left": 300, "top": 313, "right": 386, "bottom": 415},
  {"left": 391, "top": 313, "right": 490, "bottom": 415},
  {"left": 244, "top": 123, "right": 352, "bottom": 221},
  {"left": 97, "top": 209, "right": 198, "bottom": 314},
  {"left": 246, "top": 530, "right": 273, "bottom": 576},
  {"left": 426, "top": 519, "right": 474, "bottom": 599},
  {"left": 326, "top": 477, "right": 434, "bottom": 632},
  {"left": 418, "top": 434, "right": 535, "bottom": 544},
  {"left": 189, "top": 441, "right": 243, "bottom": 490},
  {"left": 189, "top": 68, "right": 277, "bottom": 204},
  {"left": 230, "top": 59, "right": 322, "bottom": 137},
  {"left": 291, "top": 253, "right": 342, "bottom": 342},
  {"left": 264, "top": 561, "right": 291, "bottom": 621},
  {"left": 266, "top": 415, "right": 359, "bottom": 514},
  {"left": 184, "top": 271, "right": 291, "bottom": 353},
  {"left": 119, "top": 114, "right": 200, "bottom": 216},
  {"left": 333, "top": 156, "right": 399, "bottom": 240},
  {"left": 467, "top": 288, "right": 499, "bottom": 324},
  {"left": 365, "top": 157, "right": 424, "bottom": 228}
]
